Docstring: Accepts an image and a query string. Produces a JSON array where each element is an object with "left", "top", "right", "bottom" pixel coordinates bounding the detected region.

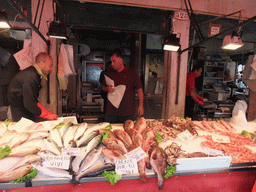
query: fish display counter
[{"left": 0, "top": 117, "right": 255, "bottom": 192}]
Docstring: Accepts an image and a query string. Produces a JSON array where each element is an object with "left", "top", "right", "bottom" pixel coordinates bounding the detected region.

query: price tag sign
[
  {"left": 43, "top": 155, "right": 70, "bottom": 169},
  {"left": 61, "top": 148, "right": 81, "bottom": 156},
  {"left": 203, "top": 147, "right": 225, "bottom": 156},
  {"left": 124, "top": 147, "right": 147, "bottom": 162},
  {"left": 177, "top": 130, "right": 194, "bottom": 142},
  {"left": 115, "top": 158, "right": 138, "bottom": 175},
  {"left": 212, "top": 134, "right": 230, "bottom": 143}
]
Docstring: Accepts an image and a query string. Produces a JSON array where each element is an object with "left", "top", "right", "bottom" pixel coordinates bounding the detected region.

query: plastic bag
[{"left": 230, "top": 100, "right": 247, "bottom": 126}]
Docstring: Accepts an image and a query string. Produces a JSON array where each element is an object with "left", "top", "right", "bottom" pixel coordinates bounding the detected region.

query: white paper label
[
  {"left": 124, "top": 147, "right": 147, "bottom": 162},
  {"left": 61, "top": 148, "right": 81, "bottom": 156},
  {"left": 212, "top": 134, "right": 230, "bottom": 143},
  {"left": 115, "top": 158, "right": 138, "bottom": 175},
  {"left": 43, "top": 155, "right": 70, "bottom": 169},
  {"left": 177, "top": 130, "right": 194, "bottom": 142},
  {"left": 203, "top": 147, "right": 225, "bottom": 156}
]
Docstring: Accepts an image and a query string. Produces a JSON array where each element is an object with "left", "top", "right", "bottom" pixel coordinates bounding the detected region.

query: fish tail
[
  {"left": 139, "top": 172, "right": 148, "bottom": 183},
  {"left": 158, "top": 176, "right": 164, "bottom": 190},
  {"left": 72, "top": 175, "right": 79, "bottom": 187}
]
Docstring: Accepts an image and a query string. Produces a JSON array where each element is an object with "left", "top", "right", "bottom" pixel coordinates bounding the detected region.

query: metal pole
[{"left": 6, "top": 0, "right": 50, "bottom": 46}]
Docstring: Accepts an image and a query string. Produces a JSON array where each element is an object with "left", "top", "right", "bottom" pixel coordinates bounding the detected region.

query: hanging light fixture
[
  {"left": 0, "top": 11, "right": 11, "bottom": 28},
  {"left": 221, "top": 30, "right": 244, "bottom": 50},
  {"left": 163, "top": 34, "right": 180, "bottom": 52},
  {"left": 47, "top": 21, "right": 67, "bottom": 40}
]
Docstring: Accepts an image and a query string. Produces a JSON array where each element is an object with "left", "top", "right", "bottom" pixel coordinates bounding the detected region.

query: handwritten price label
[
  {"left": 177, "top": 130, "right": 194, "bottom": 142},
  {"left": 43, "top": 155, "right": 70, "bottom": 169},
  {"left": 124, "top": 147, "right": 147, "bottom": 162},
  {"left": 61, "top": 148, "right": 81, "bottom": 156},
  {"left": 212, "top": 134, "right": 230, "bottom": 143},
  {"left": 115, "top": 158, "right": 138, "bottom": 175}
]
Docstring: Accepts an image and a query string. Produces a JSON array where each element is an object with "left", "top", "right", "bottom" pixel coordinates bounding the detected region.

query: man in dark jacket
[{"left": 7, "top": 52, "right": 58, "bottom": 122}]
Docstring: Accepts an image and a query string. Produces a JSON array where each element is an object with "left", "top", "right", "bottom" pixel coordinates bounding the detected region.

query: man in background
[
  {"left": 101, "top": 49, "right": 144, "bottom": 123},
  {"left": 185, "top": 63, "right": 204, "bottom": 119},
  {"left": 7, "top": 52, "right": 58, "bottom": 122}
]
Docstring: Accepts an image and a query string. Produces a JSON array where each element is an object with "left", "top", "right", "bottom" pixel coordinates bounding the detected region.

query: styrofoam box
[{"left": 176, "top": 156, "right": 232, "bottom": 172}]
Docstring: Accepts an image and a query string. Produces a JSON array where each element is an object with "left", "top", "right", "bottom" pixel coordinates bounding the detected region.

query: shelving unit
[{"left": 202, "top": 59, "right": 226, "bottom": 101}]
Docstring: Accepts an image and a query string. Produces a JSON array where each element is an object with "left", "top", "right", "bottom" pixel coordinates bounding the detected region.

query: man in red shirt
[
  {"left": 185, "top": 64, "right": 204, "bottom": 119},
  {"left": 102, "top": 49, "right": 144, "bottom": 123}
]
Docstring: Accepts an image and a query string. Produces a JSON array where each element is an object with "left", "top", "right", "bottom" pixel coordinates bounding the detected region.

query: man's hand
[
  {"left": 195, "top": 99, "right": 205, "bottom": 106},
  {"left": 37, "top": 103, "right": 58, "bottom": 120},
  {"left": 107, "top": 85, "right": 115, "bottom": 93},
  {"left": 195, "top": 94, "right": 204, "bottom": 101},
  {"left": 137, "top": 105, "right": 144, "bottom": 116}
]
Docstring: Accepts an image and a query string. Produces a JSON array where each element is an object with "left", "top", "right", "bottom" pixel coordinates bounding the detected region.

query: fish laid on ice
[
  {"left": 8, "top": 146, "right": 41, "bottom": 157},
  {"left": 8, "top": 154, "right": 42, "bottom": 172},
  {"left": 0, "top": 122, "right": 7, "bottom": 137},
  {"left": 127, "top": 129, "right": 143, "bottom": 149},
  {"left": 72, "top": 135, "right": 101, "bottom": 173},
  {"left": 0, "top": 164, "right": 32, "bottom": 183},
  {"left": 50, "top": 128, "right": 63, "bottom": 148},
  {"left": 63, "top": 126, "right": 78, "bottom": 148},
  {"left": 76, "top": 146, "right": 103, "bottom": 175},
  {"left": 44, "top": 139, "right": 61, "bottom": 156},
  {"left": 87, "top": 122, "right": 110, "bottom": 132},
  {"left": 103, "top": 138, "right": 128, "bottom": 155},
  {"left": 150, "top": 147, "right": 167, "bottom": 190},
  {"left": 32, "top": 162, "right": 72, "bottom": 179},
  {"left": 58, "top": 122, "right": 73, "bottom": 138},
  {"left": 74, "top": 123, "right": 88, "bottom": 141},
  {"left": 76, "top": 130, "right": 98, "bottom": 148}
]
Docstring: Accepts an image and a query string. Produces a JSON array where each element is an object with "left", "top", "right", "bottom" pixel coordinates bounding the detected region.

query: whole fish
[
  {"left": 137, "top": 158, "right": 147, "bottom": 183},
  {"left": 87, "top": 122, "right": 110, "bottom": 132},
  {"left": 0, "top": 130, "right": 15, "bottom": 147},
  {"left": 123, "top": 119, "right": 134, "bottom": 132},
  {"left": 9, "top": 132, "right": 30, "bottom": 148},
  {"left": 72, "top": 135, "right": 101, "bottom": 173},
  {"left": 113, "top": 129, "right": 133, "bottom": 150},
  {"left": 127, "top": 129, "right": 143, "bottom": 149},
  {"left": 0, "top": 164, "right": 32, "bottom": 183},
  {"left": 150, "top": 147, "right": 167, "bottom": 190},
  {"left": 76, "top": 146, "right": 103, "bottom": 175},
  {"left": 44, "top": 139, "right": 61, "bottom": 156},
  {"left": 58, "top": 122, "right": 73, "bottom": 137},
  {"left": 27, "top": 131, "right": 49, "bottom": 142},
  {"left": 75, "top": 159, "right": 114, "bottom": 182},
  {"left": 74, "top": 123, "right": 88, "bottom": 141},
  {"left": 8, "top": 154, "right": 42, "bottom": 172},
  {"left": 134, "top": 117, "right": 147, "bottom": 134},
  {"left": 50, "top": 128, "right": 63, "bottom": 148},
  {"left": 102, "top": 148, "right": 125, "bottom": 162},
  {"left": 8, "top": 146, "right": 41, "bottom": 157},
  {"left": 99, "top": 129, "right": 117, "bottom": 139},
  {"left": 32, "top": 162, "right": 72, "bottom": 179},
  {"left": 11, "top": 138, "right": 44, "bottom": 152},
  {"left": 63, "top": 126, "right": 78, "bottom": 148},
  {"left": 103, "top": 138, "right": 128, "bottom": 155},
  {"left": 76, "top": 130, "right": 98, "bottom": 148}
]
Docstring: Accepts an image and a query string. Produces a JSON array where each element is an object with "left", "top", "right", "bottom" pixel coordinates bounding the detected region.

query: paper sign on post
[
  {"left": 43, "top": 155, "right": 70, "bottom": 169},
  {"left": 124, "top": 147, "right": 147, "bottom": 162},
  {"left": 61, "top": 148, "right": 81, "bottom": 156},
  {"left": 212, "top": 134, "right": 230, "bottom": 143},
  {"left": 115, "top": 158, "right": 138, "bottom": 175},
  {"left": 177, "top": 130, "right": 194, "bottom": 142}
]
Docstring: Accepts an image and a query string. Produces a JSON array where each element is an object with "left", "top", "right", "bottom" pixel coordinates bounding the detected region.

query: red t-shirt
[
  {"left": 186, "top": 71, "right": 196, "bottom": 96},
  {"left": 103, "top": 67, "right": 142, "bottom": 116}
]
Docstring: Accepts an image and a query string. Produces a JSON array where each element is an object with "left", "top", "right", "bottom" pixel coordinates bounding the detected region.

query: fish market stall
[{"left": 0, "top": 116, "right": 255, "bottom": 192}]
